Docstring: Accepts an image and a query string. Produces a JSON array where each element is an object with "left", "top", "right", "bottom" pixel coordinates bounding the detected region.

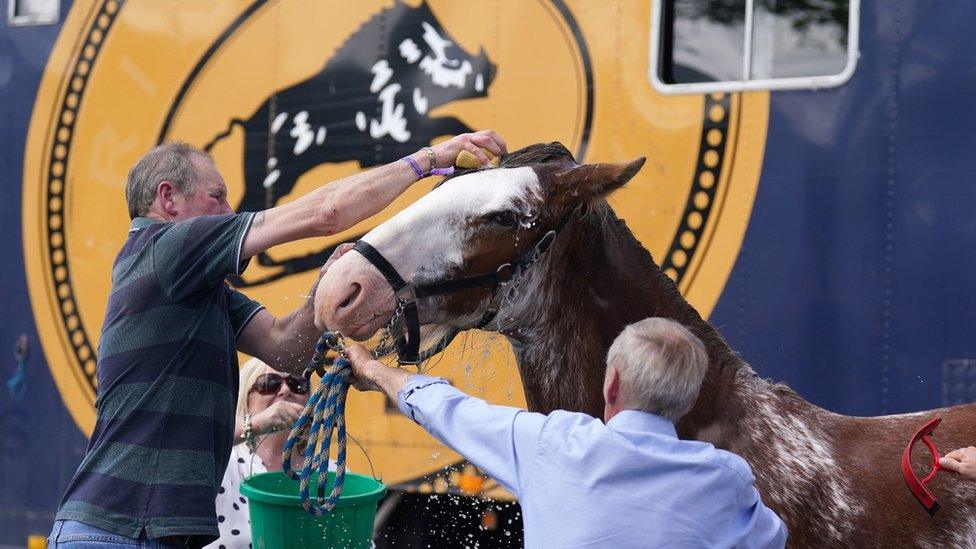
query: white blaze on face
[{"left": 363, "top": 166, "right": 541, "bottom": 284}]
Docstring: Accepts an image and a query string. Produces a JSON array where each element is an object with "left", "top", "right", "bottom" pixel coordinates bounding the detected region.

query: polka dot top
[{"left": 203, "top": 443, "right": 265, "bottom": 549}]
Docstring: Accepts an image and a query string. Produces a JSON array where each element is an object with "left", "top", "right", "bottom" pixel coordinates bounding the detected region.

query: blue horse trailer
[{"left": 0, "top": 0, "right": 973, "bottom": 546}]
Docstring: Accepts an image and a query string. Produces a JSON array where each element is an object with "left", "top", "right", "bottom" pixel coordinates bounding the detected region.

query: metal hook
[{"left": 14, "top": 335, "right": 28, "bottom": 362}]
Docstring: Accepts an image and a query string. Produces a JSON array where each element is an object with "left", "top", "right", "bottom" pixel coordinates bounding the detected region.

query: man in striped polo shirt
[{"left": 49, "top": 131, "right": 507, "bottom": 548}]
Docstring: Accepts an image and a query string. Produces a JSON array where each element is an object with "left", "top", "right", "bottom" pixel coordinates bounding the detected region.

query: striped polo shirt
[{"left": 56, "top": 213, "right": 264, "bottom": 545}]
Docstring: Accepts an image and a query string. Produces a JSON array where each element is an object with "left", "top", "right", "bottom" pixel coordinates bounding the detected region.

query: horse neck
[{"left": 496, "top": 205, "right": 770, "bottom": 428}]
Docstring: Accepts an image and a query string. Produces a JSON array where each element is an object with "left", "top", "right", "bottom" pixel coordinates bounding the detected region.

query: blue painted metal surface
[
  {"left": 2, "top": 0, "right": 976, "bottom": 546},
  {"left": 710, "top": 0, "right": 976, "bottom": 415},
  {"left": 0, "top": 1, "right": 89, "bottom": 544}
]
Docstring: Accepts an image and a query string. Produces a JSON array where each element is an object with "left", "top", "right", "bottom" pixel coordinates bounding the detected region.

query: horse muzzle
[{"left": 315, "top": 250, "right": 395, "bottom": 340}]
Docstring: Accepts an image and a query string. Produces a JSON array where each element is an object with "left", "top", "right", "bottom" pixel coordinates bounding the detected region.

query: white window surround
[
  {"left": 8, "top": 0, "right": 59, "bottom": 27},
  {"left": 649, "top": 0, "right": 861, "bottom": 95}
]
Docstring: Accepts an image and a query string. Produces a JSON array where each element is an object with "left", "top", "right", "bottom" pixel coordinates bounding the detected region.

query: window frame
[
  {"left": 648, "top": 0, "right": 861, "bottom": 94},
  {"left": 7, "top": 0, "right": 59, "bottom": 27}
]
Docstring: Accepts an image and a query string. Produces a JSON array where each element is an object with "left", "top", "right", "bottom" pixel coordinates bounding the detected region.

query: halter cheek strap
[
  {"left": 901, "top": 416, "right": 945, "bottom": 516},
  {"left": 350, "top": 208, "right": 577, "bottom": 365},
  {"left": 351, "top": 241, "right": 422, "bottom": 363}
]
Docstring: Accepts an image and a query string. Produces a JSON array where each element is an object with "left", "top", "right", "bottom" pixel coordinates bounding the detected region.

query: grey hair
[
  {"left": 125, "top": 142, "right": 210, "bottom": 219},
  {"left": 606, "top": 317, "right": 708, "bottom": 422}
]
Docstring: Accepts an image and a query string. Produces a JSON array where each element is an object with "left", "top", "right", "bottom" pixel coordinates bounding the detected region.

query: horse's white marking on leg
[{"left": 271, "top": 112, "right": 288, "bottom": 134}]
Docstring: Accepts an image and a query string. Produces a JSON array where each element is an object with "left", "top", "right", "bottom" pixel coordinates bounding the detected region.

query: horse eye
[{"left": 489, "top": 211, "right": 518, "bottom": 227}]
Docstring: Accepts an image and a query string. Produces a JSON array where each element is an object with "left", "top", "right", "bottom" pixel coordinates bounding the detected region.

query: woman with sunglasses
[{"left": 205, "top": 357, "right": 322, "bottom": 549}]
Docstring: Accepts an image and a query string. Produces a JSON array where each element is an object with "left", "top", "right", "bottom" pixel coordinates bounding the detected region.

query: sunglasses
[{"left": 250, "top": 373, "right": 310, "bottom": 396}]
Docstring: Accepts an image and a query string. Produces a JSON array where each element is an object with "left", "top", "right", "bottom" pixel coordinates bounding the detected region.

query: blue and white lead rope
[{"left": 282, "top": 331, "right": 350, "bottom": 516}]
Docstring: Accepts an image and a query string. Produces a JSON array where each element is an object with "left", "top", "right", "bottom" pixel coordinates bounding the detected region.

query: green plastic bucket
[{"left": 240, "top": 471, "right": 386, "bottom": 549}]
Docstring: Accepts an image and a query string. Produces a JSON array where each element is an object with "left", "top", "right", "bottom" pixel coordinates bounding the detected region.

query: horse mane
[
  {"left": 438, "top": 141, "right": 577, "bottom": 187},
  {"left": 591, "top": 201, "right": 801, "bottom": 400},
  {"left": 439, "top": 140, "right": 800, "bottom": 398}
]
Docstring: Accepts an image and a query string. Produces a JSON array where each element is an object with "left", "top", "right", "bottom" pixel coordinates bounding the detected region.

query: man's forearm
[
  {"left": 267, "top": 301, "right": 319, "bottom": 374},
  {"left": 365, "top": 360, "right": 413, "bottom": 400},
  {"left": 242, "top": 152, "right": 426, "bottom": 259},
  {"left": 301, "top": 150, "right": 428, "bottom": 235}
]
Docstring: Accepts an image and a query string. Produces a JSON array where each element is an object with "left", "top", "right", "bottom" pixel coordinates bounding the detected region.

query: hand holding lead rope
[{"left": 284, "top": 331, "right": 352, "bottom": 515}]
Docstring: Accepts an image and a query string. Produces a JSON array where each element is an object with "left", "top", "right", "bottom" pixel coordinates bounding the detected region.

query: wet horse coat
[{"left": 317, "top": 143, "right": 976, "bottom": 547}]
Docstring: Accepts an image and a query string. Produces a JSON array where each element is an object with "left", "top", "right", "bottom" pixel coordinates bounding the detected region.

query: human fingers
[
  {"left": 344, "top": 343, "right": 373, "bottom": 368},
  {"left": 281, "top": 401, "right": 305, "bottom": 418},
  {"left": 482, "top": 129, "right": 507, "bottom": 155},
  {"left": 943, "top": 448, "right": 968, "bottom": 461},
  {"left": 471, "top": 132, "right": 503, "bottom": 158},
  {"left": 462, "top": 139, "right": 491, "bottom": 165},
  {"left": 940, "top": 456, "right": 963, "bottom": 473}
]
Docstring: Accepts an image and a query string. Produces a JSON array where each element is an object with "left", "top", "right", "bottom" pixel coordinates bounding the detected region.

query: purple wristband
[{"left": 403, "top": 156, "right": 424, "bottom": 178}]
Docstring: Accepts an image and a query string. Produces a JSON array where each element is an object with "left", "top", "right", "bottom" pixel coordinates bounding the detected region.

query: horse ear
[{"left": 556, "top": 157, "right": 646, "bottom": 200}]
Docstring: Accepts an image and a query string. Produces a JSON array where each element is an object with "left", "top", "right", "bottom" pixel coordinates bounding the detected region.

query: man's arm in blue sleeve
[{"left": 397, "top": 374, "right": 546, "bottom": 497}]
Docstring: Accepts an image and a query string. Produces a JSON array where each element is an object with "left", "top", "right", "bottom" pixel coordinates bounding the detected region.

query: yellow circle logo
[{"left": 24, "top": 0, "right": 767, "bottom": 486}]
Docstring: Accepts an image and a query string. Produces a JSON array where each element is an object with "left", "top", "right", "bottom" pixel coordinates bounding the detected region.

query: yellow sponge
[{"left": 456, "top": 148, "right": 500, "bottom": 169}]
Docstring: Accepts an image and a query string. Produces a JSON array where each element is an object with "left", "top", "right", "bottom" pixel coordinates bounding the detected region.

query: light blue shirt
[{"left": 398, "top": 375, "right": 787, "bottom": 548}]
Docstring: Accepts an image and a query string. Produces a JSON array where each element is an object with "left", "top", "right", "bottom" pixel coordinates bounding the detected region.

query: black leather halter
[{"left": 351, "top": 209, "right": 575, "bottom": 364}]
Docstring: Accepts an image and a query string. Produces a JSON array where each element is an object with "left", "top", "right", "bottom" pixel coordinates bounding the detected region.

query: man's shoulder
[
  {"left": 546, "top": 409, "right": 605, "bottom": 429},
  {"left": 700, "top": 444, "right": 757, "bottom": 486},
  {"left": 538, "top": 409, "right": 608, "bottom": 441}
]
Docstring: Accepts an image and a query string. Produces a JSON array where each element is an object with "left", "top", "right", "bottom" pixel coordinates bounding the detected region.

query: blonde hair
[
  {"left": 235, "top": 357, "right": 270, "bottom": 420},
  {"left": 605, "top": 317, "right": 708, "bottom": 422}
]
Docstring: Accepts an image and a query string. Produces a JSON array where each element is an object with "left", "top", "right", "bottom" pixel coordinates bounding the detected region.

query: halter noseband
[{"left": 351, "top": 209, "right": 573, "bottom": 365}]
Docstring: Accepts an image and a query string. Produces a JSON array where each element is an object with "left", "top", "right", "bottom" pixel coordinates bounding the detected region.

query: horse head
[{"left": 315, "top": 142, "right": 645, "bottom": 347}]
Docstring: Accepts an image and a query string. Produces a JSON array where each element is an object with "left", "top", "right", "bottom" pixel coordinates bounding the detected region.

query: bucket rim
[{"left": 240, "top": 471, "right": 387, "bottom": 508}]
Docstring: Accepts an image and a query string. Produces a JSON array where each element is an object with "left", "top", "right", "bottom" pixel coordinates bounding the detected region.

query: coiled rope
[{"left": 282, "top": 331, "right": 351, "bottom": 515}]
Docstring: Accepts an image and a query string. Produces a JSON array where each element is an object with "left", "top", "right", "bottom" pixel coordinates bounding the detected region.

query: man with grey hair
[
  {"left": 346, "top": 316, "right": 787, "bottom": 548},
  {"left": 50, "top": 132, "right": 506, "bottom": 548}
]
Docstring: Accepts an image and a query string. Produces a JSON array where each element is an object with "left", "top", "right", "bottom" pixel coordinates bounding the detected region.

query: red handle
[{"left": 902, "top": 416, "right": 944, "bottom": 515}]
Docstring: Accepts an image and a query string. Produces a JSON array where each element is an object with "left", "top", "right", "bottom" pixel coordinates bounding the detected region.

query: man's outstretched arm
[
  {"left": 240, "top": 131, "right": 506, "bottom": 260},
  {"left": 343, "top": 343, "right": 545, "bottom": 496},
  {"left": 236, "top": 243, "right": 353, "bottom": 373}
]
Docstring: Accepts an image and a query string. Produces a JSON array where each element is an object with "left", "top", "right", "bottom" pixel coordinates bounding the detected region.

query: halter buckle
[
  {"left": 323, "top": 331, "right": 346, "bottom": 353},
  {"left": 394, "top": 285, "right": 418, "bottom": 304}
]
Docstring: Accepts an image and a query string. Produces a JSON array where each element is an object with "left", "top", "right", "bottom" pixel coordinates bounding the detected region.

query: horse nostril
[{"left": 339, "top": 283, "right": 361, "bottom": 309}]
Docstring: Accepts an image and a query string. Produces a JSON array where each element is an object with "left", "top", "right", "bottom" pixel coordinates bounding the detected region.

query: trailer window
[
  {"left": 8, "top": 0, "right": 59, "bottom": 26},
  {"left": 651, "top": 0, "right": 858, "bottom": 93}
]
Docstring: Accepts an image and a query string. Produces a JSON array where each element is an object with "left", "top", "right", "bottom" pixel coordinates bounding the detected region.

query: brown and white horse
[{"left": 316, "top": 143, "right": 976, "bottom": 547}]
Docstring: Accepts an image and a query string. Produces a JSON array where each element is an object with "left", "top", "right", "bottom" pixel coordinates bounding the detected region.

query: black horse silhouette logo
[{"left": 206, "top": 1, "right": 495, "bottom": 286}]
